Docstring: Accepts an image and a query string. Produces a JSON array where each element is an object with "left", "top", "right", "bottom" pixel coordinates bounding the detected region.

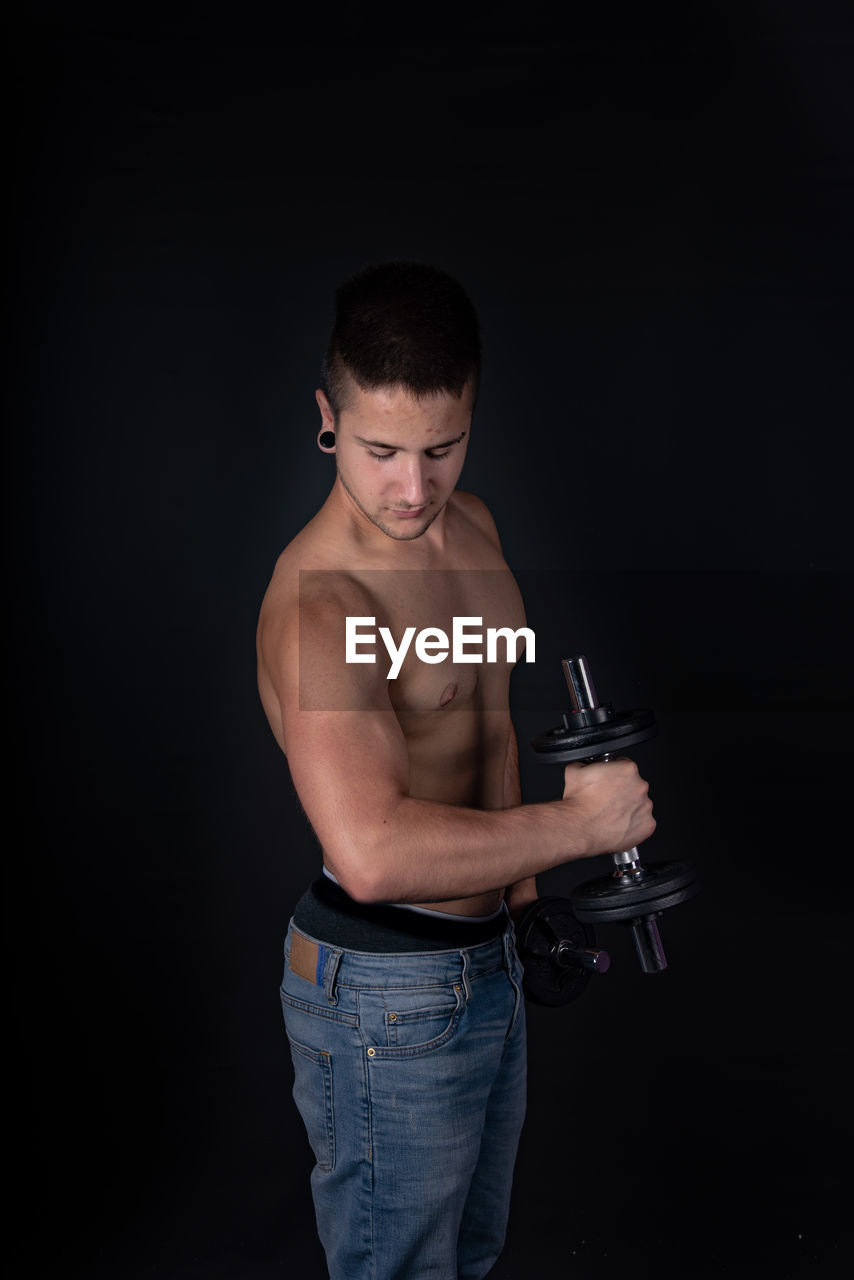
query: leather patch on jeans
[{"left": 290, "top": 931, "right": 325, "bottom": 986}]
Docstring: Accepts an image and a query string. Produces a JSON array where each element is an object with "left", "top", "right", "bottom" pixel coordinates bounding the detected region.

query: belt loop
[
  {"left": 324, "top": 949, "right": 342, "bottom": 1005},
  {"left": 460, "top": 949, "right": 472, "bottom": 1002}
]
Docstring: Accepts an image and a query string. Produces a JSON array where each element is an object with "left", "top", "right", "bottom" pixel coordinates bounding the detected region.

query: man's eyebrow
[{"left": 353, "top": 431, "right": 467, "bottom": 451}]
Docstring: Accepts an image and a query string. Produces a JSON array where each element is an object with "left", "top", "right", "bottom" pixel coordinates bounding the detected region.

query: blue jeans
[{"left": 280, "top": 918, "right": 527, "bottom": 1280}]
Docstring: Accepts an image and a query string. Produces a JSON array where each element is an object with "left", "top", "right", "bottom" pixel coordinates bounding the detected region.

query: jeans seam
[
  {"left": 285, "top": 1033, "right": 335, "bottom": 1173},
  {"left": 362, "top": 1044, "right": 375, "bottom": 1279},
  {"left": 502, "top": 933, "right": 524, "bottom": 1043}
]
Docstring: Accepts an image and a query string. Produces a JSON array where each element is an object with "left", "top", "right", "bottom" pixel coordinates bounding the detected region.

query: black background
[{"left": 5, "top": 3, "right": 853, "bottom": 1277}]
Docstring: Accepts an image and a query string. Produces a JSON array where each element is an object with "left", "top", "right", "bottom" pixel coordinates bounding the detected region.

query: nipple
[{"left": 439, "top": 682, "right": 458, "bottom": 708}]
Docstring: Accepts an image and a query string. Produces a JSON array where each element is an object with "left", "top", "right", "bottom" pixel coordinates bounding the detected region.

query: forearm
[
  {"left": 501, "top": 723, "right": 539, "bottom": 915},
  {"left": 329, "top": 794, "right": 593, "bottom": 904}
]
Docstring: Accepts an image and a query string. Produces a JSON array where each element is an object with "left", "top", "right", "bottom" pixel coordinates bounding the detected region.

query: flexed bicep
[{"left": 262, "top": 575, "right": 411, "bottom": 898}]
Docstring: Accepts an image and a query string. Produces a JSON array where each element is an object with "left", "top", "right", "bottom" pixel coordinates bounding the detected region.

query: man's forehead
[{"left": 341, "top": 379, "right": 473, "bottom": 440}]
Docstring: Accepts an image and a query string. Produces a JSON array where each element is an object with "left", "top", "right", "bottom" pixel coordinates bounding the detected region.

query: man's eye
[{"left": 366, "top": 448, "right": 453, "bottom": 461}]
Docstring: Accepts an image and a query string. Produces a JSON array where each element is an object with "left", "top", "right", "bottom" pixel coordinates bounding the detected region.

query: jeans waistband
[{"left": 288, "top": 916, "right": 519, "bottom": 1006}]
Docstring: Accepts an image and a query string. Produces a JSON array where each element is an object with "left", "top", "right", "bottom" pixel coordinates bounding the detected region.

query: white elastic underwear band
[{"left": 321, "top": 866, "right": 505, "bottom": 923}]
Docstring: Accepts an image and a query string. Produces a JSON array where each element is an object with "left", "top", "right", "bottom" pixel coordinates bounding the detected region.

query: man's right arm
[{"left": 260, "top": 582, "right": 655, "bottom": 904}]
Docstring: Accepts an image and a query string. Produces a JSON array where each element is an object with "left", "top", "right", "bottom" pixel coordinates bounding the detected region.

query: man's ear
[{"left": 315, "top": 388, "right": 335, "bottom": 430}]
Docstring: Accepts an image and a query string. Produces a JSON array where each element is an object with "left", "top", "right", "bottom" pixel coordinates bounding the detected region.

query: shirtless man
[{"left": 256, "top": 262, "right": 655, "bottom": 1280}]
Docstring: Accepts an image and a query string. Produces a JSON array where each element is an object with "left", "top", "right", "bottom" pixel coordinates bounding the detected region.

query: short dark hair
[{"left": 322, "top": 261, "right": 481, "bottom": 418}]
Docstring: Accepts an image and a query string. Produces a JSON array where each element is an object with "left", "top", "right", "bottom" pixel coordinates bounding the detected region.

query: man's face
[{"left": 317, "top": 378, "right": 473, "bottom": 541}]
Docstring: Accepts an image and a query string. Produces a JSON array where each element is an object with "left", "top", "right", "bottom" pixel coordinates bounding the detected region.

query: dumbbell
[{"left": 516, "top": 655, "right": 699, "bottom": 1006}]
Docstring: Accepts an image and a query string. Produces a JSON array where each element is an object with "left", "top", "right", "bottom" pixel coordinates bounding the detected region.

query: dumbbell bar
[{"left": 517, "top": 655, "right": 699, "bottom": 1005}]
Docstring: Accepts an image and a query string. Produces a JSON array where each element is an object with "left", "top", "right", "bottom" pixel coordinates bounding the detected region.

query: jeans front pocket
[
  {"left": 359, "top": 982, "right": 465, "bottom": 1057},
  {"left": 286, "top": 1033, "right": 335, "bottom": 1172}
]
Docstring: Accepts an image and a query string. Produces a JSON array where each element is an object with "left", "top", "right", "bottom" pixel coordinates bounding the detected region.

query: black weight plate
[
  {"left": 571, "top": 860, "right": 700, "bottom": 923},
  {"left": 573, "top": 881, "right": 698, "bottom": 923},
  {"left": 531, "top": 708, "right": 657, "bottom": 763},
  {"left": 516, "top": 897, "right": 597, "bottom": 953},
  {"left": 516, "top": 897, "right": 598, "bottom": 1007}
]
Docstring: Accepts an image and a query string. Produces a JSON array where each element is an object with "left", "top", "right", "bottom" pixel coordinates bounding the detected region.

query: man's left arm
[{"left": 502, "top": 723, "right": 539, "bottom": 918}]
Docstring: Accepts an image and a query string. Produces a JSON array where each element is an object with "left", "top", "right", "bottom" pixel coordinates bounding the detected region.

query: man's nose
[{"left": 398, "top": 456, "right": 429, "bottom": 506}]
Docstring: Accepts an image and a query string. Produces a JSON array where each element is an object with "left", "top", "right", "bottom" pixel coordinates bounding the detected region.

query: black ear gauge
[{"left": 318, "top": 431, "right": 336, "bottom": 450}]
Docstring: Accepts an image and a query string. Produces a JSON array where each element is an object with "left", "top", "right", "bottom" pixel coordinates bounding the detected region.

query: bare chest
[{"left": 371, "top": 569, "right": 527, "bottom": 719}]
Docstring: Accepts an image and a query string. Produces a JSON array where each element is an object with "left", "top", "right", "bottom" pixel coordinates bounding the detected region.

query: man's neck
[{"left": 325, "top": 477, "right": 453, "bottom": 561}]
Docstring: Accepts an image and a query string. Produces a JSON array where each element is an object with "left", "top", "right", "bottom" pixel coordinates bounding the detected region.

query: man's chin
[
  {"left": 377, "top": 518, "right": 433, "bottom": 541},
  {"left": 376, "top": 507, "right": 441, "bottom": 540},
  {"left": 337, "top": 472, "right": 442, "bottom": 540}
]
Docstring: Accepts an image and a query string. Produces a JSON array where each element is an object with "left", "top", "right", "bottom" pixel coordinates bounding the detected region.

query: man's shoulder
[
  {"left": 450, "top": 490, "right": 503, "bottom": 551},
  {"left": 257, "top": 542, "right": 388, "bottom": 711},
  {"left": 260, "top": 509, "right": 358, "bottom": 611},
  {"left": 259, "top": 549, "right": 375, "bottom": 640},
  {"left": 448, "top": 488, "right": 507, "bottom": 560}
]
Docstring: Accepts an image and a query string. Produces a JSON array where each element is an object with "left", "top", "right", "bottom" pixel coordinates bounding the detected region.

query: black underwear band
[{"left": 292, "top": 875, "right": 508, "bottom": 954}]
